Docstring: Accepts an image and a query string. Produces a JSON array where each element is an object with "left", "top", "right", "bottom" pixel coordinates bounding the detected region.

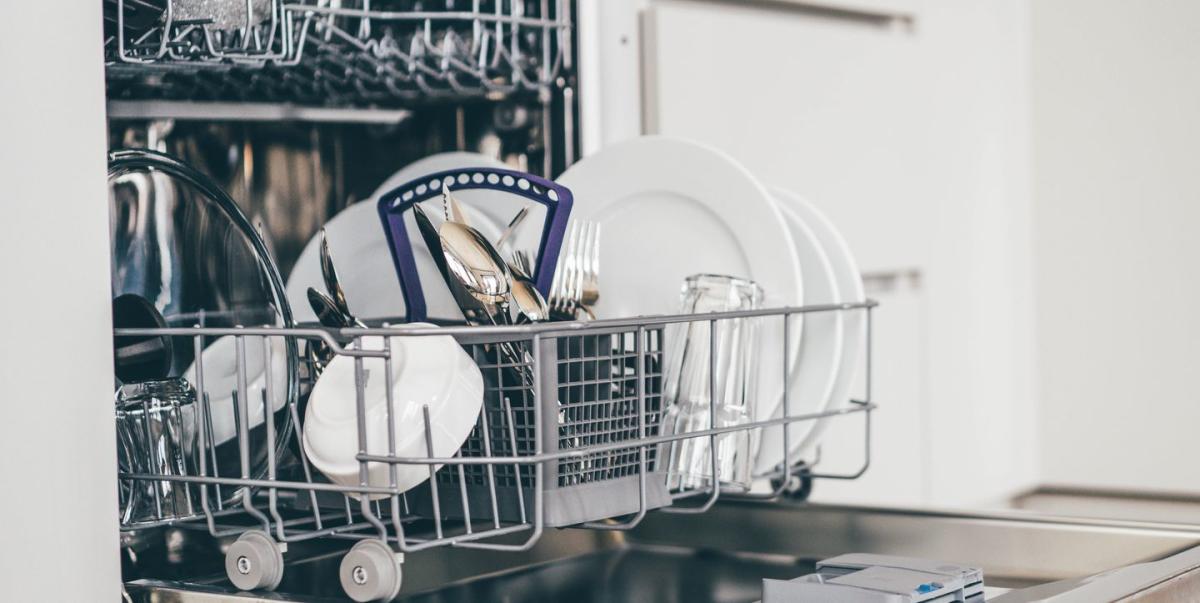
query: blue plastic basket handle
[{"left": 376, "top": 167, "right": 574, "bottom": 322}]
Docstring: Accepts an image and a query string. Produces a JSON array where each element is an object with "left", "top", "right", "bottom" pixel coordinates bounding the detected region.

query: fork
[
  {"left": 548, "top": 220, "right": 601, "bottom": 320},
  {"left": 579, "top": 221, "right": 600, "bottom": 312}
]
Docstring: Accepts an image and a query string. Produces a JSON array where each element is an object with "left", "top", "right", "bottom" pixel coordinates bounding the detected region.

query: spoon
[
  {"left": 307, "top": 287, "right": 351, "bottom": 329},
  {"left": 431, "top": 208, "right": 532, "bottom": 385},
  {"left": 318, "top": 228, "right": 354, "bottom": 323},
  {"left": 413, "top": 205, "right": 489, "bottom": 324},
  {"left": 508, "top": 250, "right": 549, "bottom": 323},
  {"left": 439, "top": 220, "right": 513, "bottom": 321},
  {"left": 305, "top": 287, "right": 348, "bottom": 371}
]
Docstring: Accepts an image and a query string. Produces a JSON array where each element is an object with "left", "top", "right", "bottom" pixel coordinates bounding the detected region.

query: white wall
[
  {"left": 582, "top": 0, "right": 1037, "bottom": 506},
  {"left": 0, "top": 3, "right": 122, "bottom": 599},
  {"left": 1032, "top": 0, "right": 1200, "bottom": 494}
]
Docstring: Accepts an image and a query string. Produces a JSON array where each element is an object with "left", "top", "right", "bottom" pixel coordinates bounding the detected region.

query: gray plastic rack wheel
[
  {"left": 225, "top": 531, "right": 284, "bottom": 592},
  {"left": 340, "top": 539, "right": 403, "bottom": 602}
]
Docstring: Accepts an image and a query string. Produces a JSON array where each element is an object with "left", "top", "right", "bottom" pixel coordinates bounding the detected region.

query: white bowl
[
  {"left": 302, "top": 327, "right": 484, "bottom": 499},
  {"left": 183, "top": 335, "right": 288, "bottom": 445}
]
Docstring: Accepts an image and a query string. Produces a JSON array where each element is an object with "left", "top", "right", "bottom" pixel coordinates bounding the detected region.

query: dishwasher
[{"left": 11, "top": 2, "right": 1200, "bottom": 602}]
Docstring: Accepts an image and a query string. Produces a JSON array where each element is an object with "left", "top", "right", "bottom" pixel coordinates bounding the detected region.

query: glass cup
[
  {"left": 115, "top": 377, "right": 202, "bottom": 526},
  {"left": 660, "top": 274, "right": 764, "bottom": 493}
]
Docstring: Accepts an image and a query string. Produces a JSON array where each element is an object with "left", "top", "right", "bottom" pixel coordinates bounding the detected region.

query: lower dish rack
[{"left": 114, "top": 301, "right": 876, "bottom": 601}]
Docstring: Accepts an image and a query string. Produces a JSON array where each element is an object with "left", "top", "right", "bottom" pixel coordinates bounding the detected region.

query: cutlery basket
[{"left": 409, "top": 326, "right": 670, "bottom": 527}]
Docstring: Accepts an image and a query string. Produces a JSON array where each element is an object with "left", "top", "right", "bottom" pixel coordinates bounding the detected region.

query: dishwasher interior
[{"left": 104, "top": 1, "right": 1200, "bottom": 602}]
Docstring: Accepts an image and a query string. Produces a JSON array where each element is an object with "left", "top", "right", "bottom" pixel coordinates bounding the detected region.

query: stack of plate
[
  {"left": 284, "top": 137, "right": 865, "bottom": 480},
  {"left": 554, "top": 136, "right": 866, "bottom": 474}
]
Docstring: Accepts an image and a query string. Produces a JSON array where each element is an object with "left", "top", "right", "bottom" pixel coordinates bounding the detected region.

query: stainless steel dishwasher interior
[{"left": 124, "top": 500, "right": 1200, "bottom": 602}]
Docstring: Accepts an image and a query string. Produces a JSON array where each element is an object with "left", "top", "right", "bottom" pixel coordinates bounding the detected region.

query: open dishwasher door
[{"left": 125, "top": 501, "right": 1200, "bottom": 602}]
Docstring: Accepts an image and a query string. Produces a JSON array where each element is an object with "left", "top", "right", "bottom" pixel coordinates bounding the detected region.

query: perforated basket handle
[{"left": 376, "top": 167, "right": 574, "bottom": 322}]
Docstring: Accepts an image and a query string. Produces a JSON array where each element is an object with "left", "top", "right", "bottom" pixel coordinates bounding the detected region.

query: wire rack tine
[
  {"left": 114, "top": 301, "right": 876, "bottom": 560},
  {"left": 107, "top": 0, "right": 572, "bottom": 104}
]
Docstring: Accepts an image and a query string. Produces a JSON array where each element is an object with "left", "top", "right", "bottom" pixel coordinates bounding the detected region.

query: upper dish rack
[{"left": 104, "top": 0, "right": 574, "bottom": 106}]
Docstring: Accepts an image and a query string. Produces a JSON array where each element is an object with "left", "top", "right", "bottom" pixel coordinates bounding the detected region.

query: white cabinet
[
  {"left": 639, "top": 1, "right": 926, "bottom": 273},
  {"left": 582, "top": 0, "right": 1036, "bottom": 507},
  {"left": 1032, "top": 0, "right": 1200, "bottom": 495}
]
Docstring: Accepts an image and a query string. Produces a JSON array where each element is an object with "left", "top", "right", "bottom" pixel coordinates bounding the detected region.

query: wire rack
[
  {"left": 114, "top": 301, "right": 875, "bottom": 600},
  {"left": 104, "top": 0, "right": 573, "bottom": 106}
]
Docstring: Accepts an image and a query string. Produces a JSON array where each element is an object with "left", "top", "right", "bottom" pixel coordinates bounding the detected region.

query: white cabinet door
[
  {"left": 640, "top": 1, "right": 935, "bottom": 506},
  {"left": 639, "top": 0, "right": 928, "bottom": 274},
  {"left": 583, "top": 0, "right": 1036, "bottom": 507}
]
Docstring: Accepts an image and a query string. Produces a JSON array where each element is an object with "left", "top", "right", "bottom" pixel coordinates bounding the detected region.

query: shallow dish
[
  {"left": 182, "top": 334, "right": 288, "bottom": 446},
  {"left": 286, "top": 152, "right": 506, "bottom": 323},
  {"left": 754, "top": 188, "right": 845, "bottom": 475},
  {"left": 770, "top": 188, "right": 866, "bottom": 464},
  {"left": 301, "top": 327, "right": 485, "bottom": 498}
]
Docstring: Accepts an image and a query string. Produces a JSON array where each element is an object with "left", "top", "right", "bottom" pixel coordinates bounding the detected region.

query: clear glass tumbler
[
  {"left": 115, "top": 377, "right": 202, "bottom": 526},
  {"left": 660, "top": 274, "right": 764, "bottom": 493}
]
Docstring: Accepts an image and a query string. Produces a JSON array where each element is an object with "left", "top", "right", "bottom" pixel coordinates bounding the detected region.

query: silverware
[
  {"left": 443, "top": 186, "right": 469, "bottom": 226},
  {"left": 439, "top": 220, "right": 513, "bottom": 323},
  {"left": 580, "top": 222, "right": 601, "bottom": 311},
  {"left": 548, "top": 220, "right": 601, "bottom": 320},
  {"left": 318, "top": 228, "right": 355, "bottom": 324},
  {"left": 508, "top": 250, "right": 550, "bottom": 323},
  {"left": 307, "top": 287, "right": 351, "bottom": 329},
  {"left": 306, "top": 286, "right": 355, "bottom": 371},
  {"left": 412, "top": 205, "right": 450, "bottom": 280},
  {"left": 435, "top": 208, "right": 534, "bottom": 384},
  {"left": 495, "top": 205, "right": 531, "bottom": 250},
  {"left": 413, "top": 205, "right": 489, "bottom": 324}
]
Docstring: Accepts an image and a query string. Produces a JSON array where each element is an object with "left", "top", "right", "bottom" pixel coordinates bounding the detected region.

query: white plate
[
  {"left": 182, "top": 335, "right": 288, "bottom": 446},
  {"left": 770, "top": 188, "right": 866, "bottom": 464},
  {"left": 301, "top": 327, "right": 484, "bottom": 499},
  {"left": 753, "top": 188, "right": 845, "bottom": 475},
  {"left": 556, "top": 136, "right": 804, "bottom": 427},
  {"left": 286, "top": 153, "right": 507, "bottom": 323}
]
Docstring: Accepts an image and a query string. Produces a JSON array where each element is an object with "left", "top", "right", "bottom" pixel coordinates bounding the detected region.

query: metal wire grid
[
  {"left": 104, "top": 0, "right": 289, "bottom": 64},
  {"left": 445, "top": 342, "right": 536, "bottom": 490},
  {"left": 114, "top": 301, "right": 875, "bottom": 555},
  {"left": 104, "top": 0, "right": 573, "bottom": 105},
  {"left": 556, "top": 330, "right": 665, "bottom": 487}
]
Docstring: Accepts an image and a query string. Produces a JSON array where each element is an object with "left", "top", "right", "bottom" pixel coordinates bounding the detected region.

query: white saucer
[
  {"left": 771, "top": 188, "right": 866, "bottom": 464},
  {"left": 754, "top": 188, "right": 845, "bottom": 475},
  {"left": 286, "top": 153, "right": 506, "bottom": 323},
  {"left": 182, "top": 334, "right": 288, "bottom": 446},
  {"left": 301, "top": 327, "right": 485, "bottom": 499}
]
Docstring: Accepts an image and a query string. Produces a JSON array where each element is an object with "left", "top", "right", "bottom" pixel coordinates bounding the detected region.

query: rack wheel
[
  {"left": 225, "top": 531, "right": 284, "bottom": 592},
  {"left": 770, "top": 465, "right": 814, "bottom": 502},
  {"left": 340, "top": 539, "right": 403, "bottom": 602}
]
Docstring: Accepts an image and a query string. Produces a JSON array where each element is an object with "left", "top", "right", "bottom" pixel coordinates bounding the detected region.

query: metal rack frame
[
  {"left": 105, "top": 0, "right": 574, "bottom": 106},
  {"left": 115, "top": 299, "right": 876, "bottom": 598}
]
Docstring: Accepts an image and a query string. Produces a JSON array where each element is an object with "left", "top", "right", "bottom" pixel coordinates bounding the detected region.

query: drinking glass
[
  {"left": 115, "top": 377, "right": 202, "bottom": 526},
  {"left": 660, "top": 274, "right": 763, "bottom": 492}
]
